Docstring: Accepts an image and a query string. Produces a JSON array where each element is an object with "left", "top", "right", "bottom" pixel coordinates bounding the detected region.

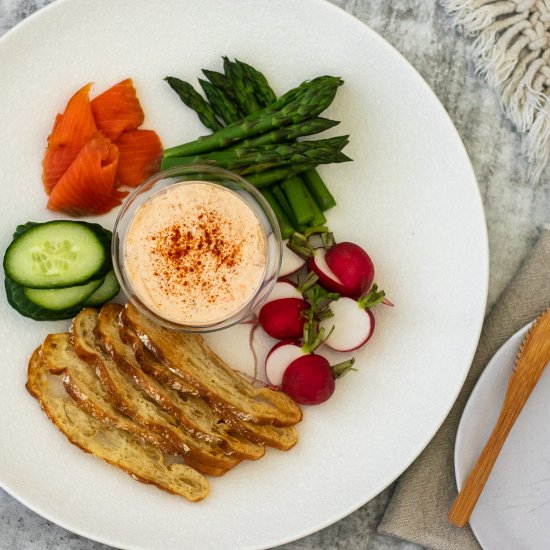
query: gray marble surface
[{"left": 1, "top": 0, "right": 548, "bottom": 549}]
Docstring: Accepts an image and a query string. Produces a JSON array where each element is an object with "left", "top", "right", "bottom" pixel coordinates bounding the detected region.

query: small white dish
[{"left": 455, "top": 321, "right": 550, "bottom": 550}]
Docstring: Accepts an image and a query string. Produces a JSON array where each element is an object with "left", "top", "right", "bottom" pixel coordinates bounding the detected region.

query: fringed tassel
[{"left": 443, "top": 0, "right": 550, "bottom": 182}]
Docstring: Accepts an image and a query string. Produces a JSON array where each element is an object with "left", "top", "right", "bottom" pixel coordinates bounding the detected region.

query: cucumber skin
[
  {"left": 23, "top": 277, "right": 104, "bottom": 311},
  {"left": 4, "top": 221, "right": 113, "bottom": 289},
  {"left": 5, "top": 277, "right": 84, "bottom": 321},
  {"left": 83, "top": 270, "right": 120, "bottom": 306}
]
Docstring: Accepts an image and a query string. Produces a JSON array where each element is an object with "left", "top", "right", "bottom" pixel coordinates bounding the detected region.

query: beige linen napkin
[{"left": 379, "top": 226, "right": 550, "bottom": 549}]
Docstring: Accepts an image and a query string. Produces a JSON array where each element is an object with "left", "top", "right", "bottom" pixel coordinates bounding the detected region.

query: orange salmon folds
[
  {"left": 41, "top": 79, "right": 162, "bottom": 216},
  {"left": 47, "top": 134, "right": 127, "bottom": 216},
  {"left": 115, "top": 129, "right": 163, "bottom": 187},
  {"left": 91, "top": 79, "right": 145, "bottom": 141},
  {"left": 42, "top": 84, "right": 97, "bottom": 194}
]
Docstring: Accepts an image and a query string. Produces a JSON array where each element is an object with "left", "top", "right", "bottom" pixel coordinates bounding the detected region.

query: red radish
[
  {"left": 282, "top": 355, "right": 335, "bottom": 405},
  {"left": 265, "top": 340, "right": 304, "bottom": 385},
  {"left": 288, "top": 230, "right": 375, "bottom": 299},
  {"left": 319, "top": 284, "right": 385, "bottom": 352},
  {"left": 310, "top": 242, "right": 374, "bottom": 298},
  {"left": 258, "top": 298, "right": 309, "bottom": 339},
  {"left": 308, "top": 247, "right": 349, "bottom": 296},
  {"left": 264, "top": 320, "right": 356, "bottom": 404},
  {"left": 280, "top": 245, "right": 306, "bottom": 276},
  {"left": 264, "top": 279, "right": 302, "bottom": 305}
]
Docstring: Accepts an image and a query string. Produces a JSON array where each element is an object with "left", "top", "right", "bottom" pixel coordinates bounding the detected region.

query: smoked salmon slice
[
  {"left": 91, "top": 79, "right": 145, "bottom": 141},
  {"left": 115, "top": 129, "right": 163, "bottom": 187},
  {"left": 47, "top": 133, "right": 127, "bottom": 216},
  {"left": 42, "top": 84, "right": 98, "bottom": 194}
]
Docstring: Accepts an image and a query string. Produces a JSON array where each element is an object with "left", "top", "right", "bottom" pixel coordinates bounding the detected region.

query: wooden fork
[{"left": 448, "top": 308, "right": 550, "bottom": 527}]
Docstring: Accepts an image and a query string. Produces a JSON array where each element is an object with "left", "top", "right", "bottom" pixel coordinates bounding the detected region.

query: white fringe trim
[{"left": 442, "top": 0, "right": 550, "bottom": 182}]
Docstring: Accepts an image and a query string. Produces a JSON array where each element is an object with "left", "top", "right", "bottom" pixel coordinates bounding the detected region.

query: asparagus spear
[
  {"left": 228, "top": 118, "right": 339, "bottom": 149},
  {"left": 163, "top": 76, "right": 344, "bottom": 158},
  {"left": 301, "top": 180, "right": 327, "bottom": 225},
  {"left": 198, "top": 79, "right": 242, "bottom": 125},
  {"left": 161, "top": 136, "right": 350, "bottom": 172},
  {"left": 271, "top": 184, "right": 308, "bottom": 232},
  {"left": 164, "top": 77, "right": 222, "bottom": 131},
  {"left": 302, "top": 169, "right": 337, "bottom": 211},
  {"left": 245, "top": 164, "right": 317, "bottom": 188},
  {"left": 236, "top": 60, "right": 334, "bottom": 219},
  {"left": 202, "top": 69, "right": 239, "bottom": 103},
  {"left": 235, "top": 59, "right": 277, "bottom": 106},
  {"left": 260, "top": 188, "right": 295, "bottom": 239},
  {"left": 223, "top": 56, "right": 261, "bottom": 114},
  {"left": 281, "top": 176, "right": 315, "bottom": 226}
]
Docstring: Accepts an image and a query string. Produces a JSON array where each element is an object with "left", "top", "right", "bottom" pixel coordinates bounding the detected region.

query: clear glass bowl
[{"left": 112, "top": 165, "right": 282, "bottom": 332}]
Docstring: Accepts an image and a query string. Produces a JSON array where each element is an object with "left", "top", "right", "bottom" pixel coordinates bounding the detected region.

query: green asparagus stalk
[
  {"left": 301, "top": 180, "right": 327, "bottom": 225},
  {"left": 235, "top": 59, "right": 277, "bottom": 106},
  {"left": 161, "top": 137, "right": 350, "bottom": 172},
  {"left": 202, "top": 69, "right": 240, "bottom": 104},
  {"left": 245, "top": 164, "right": 316, "bottom": 188},
  {"left": 271, "top": 184, "right": 308, "bottom": 232},
  {"left": 228, "top": 118, "right": 339, "bottom": 149},
  {"left": 302, "top": 168, "right": 337, "bottom": 211},
  {"left": 164, "top": 77, "right": 222, "bottom": 131},
  {"left": 198, "top": 79, "right": 242, "bottom": 125},
  {"left": 260, "top": 188, "right": 295, "bottom": 239},
  {"left": 281, "top": 176, "right": 315, "bottom": 226},
  {"left": 163, "top": 76, "right": 343, "bottom": 158},
  {"left": 236, "top": 60, "right": 334, "bottom": 223},
  {"left": 223, "top": 56, "right": 262, "bottom": 114}
]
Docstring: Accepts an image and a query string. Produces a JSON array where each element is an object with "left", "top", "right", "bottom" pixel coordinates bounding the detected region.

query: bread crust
[
  {"left": 70, "top": 308, "right": 240, "bottom": 476},
  {"left": 26, "top": 347, "right": 209, "bottom": 501},
  {"left": 121, "top": 324, "right": 298, "bottom": 450},
  {"left": 121, "top": 303, "right": 302, "bottom": 427},
  {"left": 97, "top": 304, "right": 266, "bottom": 461}
]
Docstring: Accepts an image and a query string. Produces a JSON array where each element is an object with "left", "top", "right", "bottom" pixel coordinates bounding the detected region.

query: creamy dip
[{"left": 124, "top": 181, "right": 267, "bottom": 325}]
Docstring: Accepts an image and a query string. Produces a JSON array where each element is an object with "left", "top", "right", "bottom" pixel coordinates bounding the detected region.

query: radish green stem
[
  {"left": 358, "top": 284, "right": 386, "bottom": 309},
  {"left": 297, "top": 271, "right": 319, "bottom": 293},
  {"left": 304, "top": 225, "right": 335, "bottom": 248},
  {"left": 301, "top": 321, "right": 329, "bottom": 354},
  {"left": 331, "top": 358, "right": 356, "bottom": 379},
  {"left": 286, "top": 231, "right": 314, "bottom": 259}
]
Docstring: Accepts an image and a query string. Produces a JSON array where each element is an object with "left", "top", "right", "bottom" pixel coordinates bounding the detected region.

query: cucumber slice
[
  {"left": 4, "top": 221, "right": 112, "bottom": 289},
  {"left": 23, "top": 278, "right": 104, "bottom": 311},
  {"left": 83, "top": 271, "right": 120, "bottom": 306},
  {"left": 5, "top": 277, "right": 83, "bottom": 321}
]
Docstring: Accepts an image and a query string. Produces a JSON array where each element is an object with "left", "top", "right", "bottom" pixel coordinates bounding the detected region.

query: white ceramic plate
[
  {"left": 455, "top": 322, "right": 550, "bottom": 550},
  {"left": 0, "top": 1, "right": 488, "bottom": 548}
]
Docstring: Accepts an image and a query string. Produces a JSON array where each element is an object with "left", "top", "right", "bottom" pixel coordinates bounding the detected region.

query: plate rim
[{"left": 0, "top": 0, "right": 489, "bottom": 548}]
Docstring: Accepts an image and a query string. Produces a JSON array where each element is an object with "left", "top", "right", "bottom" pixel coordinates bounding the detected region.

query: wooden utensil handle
[{"left": 448, "top": 395, "right": 525, "bottom": 527}]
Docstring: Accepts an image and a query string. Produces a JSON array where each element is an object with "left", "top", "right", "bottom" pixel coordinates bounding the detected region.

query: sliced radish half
[
  {"left": 320, "top": 297, "right": 375, "bottom": 352},
  {"left": 308, "top": 247, "right": 348, "bottom": 295},
  {"left": 264, "top": 279, "right": 302, "bottom": 305},
  {"left": 280, "top": 245, "right": 306, "bottom": 276},
  {"left": 265, "top": 340, "right": 304, "bottom": 386}
]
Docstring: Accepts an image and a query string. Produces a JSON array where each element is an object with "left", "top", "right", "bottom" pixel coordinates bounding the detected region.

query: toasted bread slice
[
  {"left": 70, "top": 308, "right": 239, "bottom": 476},
  {"left": 40, "top": 333, "right": 180, "bottom": 455},
  {"left": 96, "top": 304, "right": 265, "bottom": 461},
  {"left": 121, "top": 303, "right": 302, "bottom": 427},
  {"left": 120, "top": 324, "right": 299, "bottom": 451},
  {"left": 26, "top": 347, "right": 209, "bottom": 501}
]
